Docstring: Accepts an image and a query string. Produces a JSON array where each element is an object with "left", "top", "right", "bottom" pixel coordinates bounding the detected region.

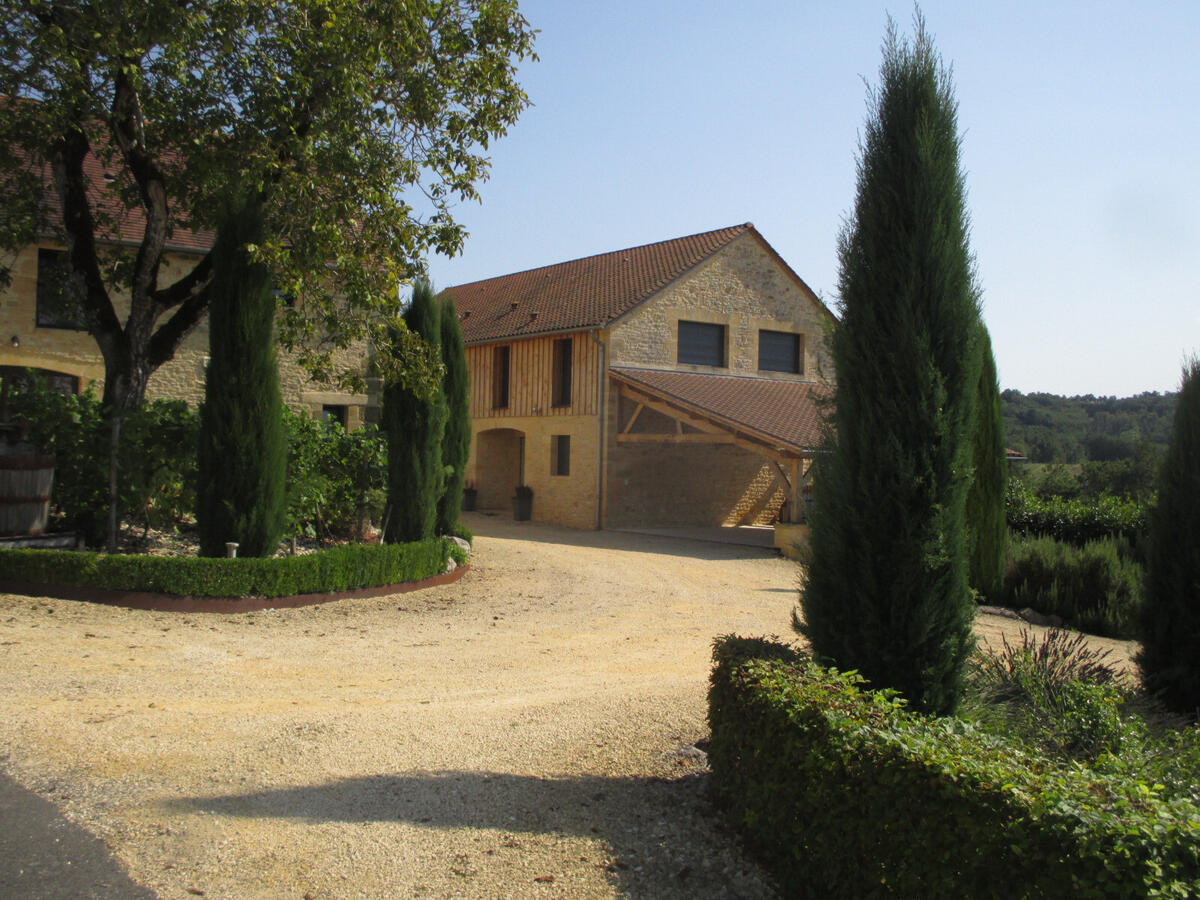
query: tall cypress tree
[
  {"left": 1137, "top": 358, "right": 1200, "bottom": 716},
  {"left": 383, "top": 281, "right": 446, "bottom": 543},
  {"left": 196, "top": 194, "right": 287, "bottom": 558},
  {"left": 436, "top": 292, "right": 471, "bottom": 536},
  {"left": 967, "top": 327, "right": 1007, "bottom": 602},
  {"left": 797, "top": 16, "right": 981, "bottom": 716}
]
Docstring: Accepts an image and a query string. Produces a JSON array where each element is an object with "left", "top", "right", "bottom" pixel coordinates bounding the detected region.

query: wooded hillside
[{"left": 1002, "top": 390, "right": 1177, "bottom": 463}]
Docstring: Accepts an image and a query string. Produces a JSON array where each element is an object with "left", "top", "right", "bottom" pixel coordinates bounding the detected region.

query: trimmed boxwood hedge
[
  {"left": 708, "top": 636, "right": 1200, "bottom": 898},
  {"left": 0, "top": 539, "right": 451, "bottom": 599}
]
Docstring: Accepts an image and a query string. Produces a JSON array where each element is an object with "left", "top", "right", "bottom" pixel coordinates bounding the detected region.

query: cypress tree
[
  {"left": 1137, "top": 358, "right": 1200, "bottom": 716},
  {"left": 436, "top": 291, "right": 471, "bottom": 535},
  {"left": 967, "top": 327, "right": 1007, "bottom": 601},
  {"left": 797, "top": 16, "right": 981, "bottom": 716},
  {"left": 383, "top": 280, "right": 446, "bottom": 543},
  {"left": 196, "top": 194, "right": 287, "bottom": 558}
]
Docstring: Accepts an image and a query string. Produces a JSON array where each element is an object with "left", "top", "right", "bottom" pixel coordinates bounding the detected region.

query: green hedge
[
  {"left": 0, "top": 539, "right": 451, "bottom": 599},
  {"left": 708, "top": 636, "right": 1200, "bottom": 898},
  {"left": 1007, "top": 483, "right": 1147, "bottom": 545}
]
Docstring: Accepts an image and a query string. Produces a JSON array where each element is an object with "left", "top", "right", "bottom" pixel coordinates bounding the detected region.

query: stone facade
[
  {"left": 461, "top": 230, "right": 832, "bottom": 530},
  {"left": 606, "top": 233, "right": 832, "bottom": 379},
  {"left": 0, "top": 243, "right": 370, "bottom": 426}
]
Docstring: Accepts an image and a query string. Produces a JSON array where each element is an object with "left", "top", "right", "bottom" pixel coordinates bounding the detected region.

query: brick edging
[{"left": 0, "top": 564, "right": 469, "bottom": 613}]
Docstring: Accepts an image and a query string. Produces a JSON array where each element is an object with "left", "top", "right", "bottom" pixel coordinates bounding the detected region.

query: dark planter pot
[
  {"left": 512, "top": 487, "right": 533, "bottom": 521},
  {"left": 462, "top": 488, "right": 477, "bottom": 512}
]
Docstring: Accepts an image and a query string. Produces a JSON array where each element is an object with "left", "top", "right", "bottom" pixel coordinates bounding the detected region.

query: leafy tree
[
  {"left": 1138, "top": 358, "right": 1200, "bottom": 716},
  {"left": 797, "top": 15, "right": 980, "bottom": 716},
  {"left": 967, "top": 329, "right": 1007, "bottom": 601},
  {"left": 0, "top": 0, "right": 535, "bottom": 548},
  {"left": 437, "top": 291, "right": 471, "bottom": 535},
  {"left": 195, "top": 195, "right": 286, "bottom": 558},
  {"left": 383, "top": 281, "right": 446, "bottom": 544}
]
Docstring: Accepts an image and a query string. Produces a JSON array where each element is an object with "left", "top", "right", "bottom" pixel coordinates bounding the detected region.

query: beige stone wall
[
  {"left": 0, "top": 243, "right": 370, "bottom": 426},
  {"left": 607, "top": 232, "right": 833, "bottom": 381},
  {"left": 602, "top": 389, "right": 785, "bottom": 528},
  {"left": 465, "top": 412, "right": 600, "bottom": 530}
]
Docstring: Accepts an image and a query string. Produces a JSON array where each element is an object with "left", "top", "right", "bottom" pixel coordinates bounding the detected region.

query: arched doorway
[{"left": 475, "top": 427, "right": 525, "bottom": 511}]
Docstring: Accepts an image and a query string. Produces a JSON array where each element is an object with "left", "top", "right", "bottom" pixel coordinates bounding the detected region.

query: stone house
[
  {"left": 448, "top": 223, "right": 835, "bottom": 531},
  {"left": 0, "top": 151, "right": 371, "bottom": 426}
]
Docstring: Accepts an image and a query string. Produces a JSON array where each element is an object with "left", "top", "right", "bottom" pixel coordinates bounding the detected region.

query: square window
[
  {"left": 551, "top": 434, "right": 570, "bottom": 476},
  {"left": 677, "top": 320, "right": 725, "bottom": 367},
  {"left": 36, "top": 249, "right": 88, "bottom": 330},
  {"left": 758, "top": 330, "right": 803, "bottom": 374}
]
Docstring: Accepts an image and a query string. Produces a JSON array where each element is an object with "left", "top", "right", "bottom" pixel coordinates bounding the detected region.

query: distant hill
[{"left": 1002, "top": 390, "right": 1177, "bottom": 463}]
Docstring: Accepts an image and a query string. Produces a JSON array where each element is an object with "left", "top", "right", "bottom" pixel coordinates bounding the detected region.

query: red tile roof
[
  {"left": 610, "top": 366, "right": 831, "bottom": 455},
  {"left": 22, "top": 139, "right": 214, "bottom": 254},
  {"left": 446, "top": 224, "right": 755, "bottom": 344}
]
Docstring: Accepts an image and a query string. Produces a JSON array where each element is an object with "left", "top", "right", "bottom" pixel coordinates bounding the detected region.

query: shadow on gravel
[{"left": 169, "top": 769, "right": 776, "bottom": 899}]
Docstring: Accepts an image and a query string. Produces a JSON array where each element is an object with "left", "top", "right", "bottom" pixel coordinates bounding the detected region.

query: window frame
[
  {"left": 35, "top": 249, "right": 89, "bottom": 331},
  {"left": 492, "top": 345, "right": 511, "bottom": 409},
  {"left": 551, "top": 434, "right": 571, "bottom": 476},
  {"left": 677, "top": 320, "right": 726, "bottom": 368},
  {"left": 551, "top": 337, "right": 573, "bottom": 408},
  {"left": 758, "top": 329, "right": 804, "bottom": 375}
]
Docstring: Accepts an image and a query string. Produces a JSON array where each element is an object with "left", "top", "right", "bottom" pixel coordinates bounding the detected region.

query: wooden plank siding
[{"left": 466, "top": 332, "right": 600, "bottom": 419}]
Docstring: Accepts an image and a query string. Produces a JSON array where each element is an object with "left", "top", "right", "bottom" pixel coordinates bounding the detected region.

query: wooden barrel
[{"left": 0, "top": 454, "right": 55, "bottom": 536}]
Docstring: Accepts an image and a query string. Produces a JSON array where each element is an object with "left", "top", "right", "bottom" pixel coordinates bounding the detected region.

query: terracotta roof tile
[
  {"left": 446, "top": 224, "right": 753, "bottom": 344},
  {"left": 610, "top": 366, "right": 831, "bottom": 454}
]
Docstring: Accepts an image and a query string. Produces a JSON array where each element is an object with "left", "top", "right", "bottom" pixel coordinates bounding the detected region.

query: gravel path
[{"left": 0, "top": 514, "right": 1139, "bottom": 899}]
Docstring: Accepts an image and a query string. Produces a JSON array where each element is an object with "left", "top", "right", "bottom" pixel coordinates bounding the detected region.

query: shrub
[
  {"left": 708, "top": 636, "right": 1200, "bottom": 898},
  {"left": 1002, "top": 535, "right": 1144, "bottom": 638},
  {"left": 964, "top": 629, "right": 1135, "bottom": 762},
  {"left": 6, "top": 378, "right": 198, "bottom": 544},
  {"left": 284, "top": 410, "right": 386, "bottom": 541},
  {"left": 1006, "top": 480, "right": 1147, "bottom": 545},
  {"left": 0, "top": 538, "right": 452, "bottom": 599}
]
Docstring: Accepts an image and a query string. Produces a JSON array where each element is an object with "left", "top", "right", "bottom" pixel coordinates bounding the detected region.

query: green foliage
[
  {"left": 5, "top": 377, "right": 197, "bottom": 545},
  {"left": 0, "top": 539, "right": 451, "bottom": 599},
  {"left": 799, "top": 16, "right": 979, "bottom": 715},
  {"left": 708, "top": 636, "right": 1200, "bottom": 898},
  {"left": 1002, "top": 535, "right": 1144, "bottom": 638},
  {"left": 1007, "top": 479, "right": 1148, "bottom": 545},
  {"left": 962, "top": 629, "right": 1135, "bottom": 762},
  {"left": 1003, "top": 390, "right": 1176, "bottom": 464},
  {"left": 967, "top": 330, "right": 1007, "bottom": 601},
  {"left": 383, "top": 281, "right": 446, "bottom": 544},
  {"left": 283, "top": 410, "right": 386, "bottom": 542},
  {"left": 1079, "top": 443, "right": 1163, "bottom": 501},
  {"left": 437, "top": 291, "right": 471, "bottom": 535},
  {"left": 0, "top": 0, "right": 535, "bottom": 400},
  {"left": 196, "top": 194, "right": 287, "bottom": 558},
  {"left": 1139, "top": 358, "right": 1200, "bottom": 717}
]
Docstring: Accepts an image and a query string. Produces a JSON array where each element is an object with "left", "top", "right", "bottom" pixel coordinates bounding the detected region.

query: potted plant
[{"left": 512, "top": 484, "right": 533, "bottom": 521}]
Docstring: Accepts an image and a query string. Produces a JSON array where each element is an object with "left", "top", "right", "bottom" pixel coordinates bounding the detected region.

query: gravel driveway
[{"left": 0, "top": 513, "right": 1138, "bottom": 899}]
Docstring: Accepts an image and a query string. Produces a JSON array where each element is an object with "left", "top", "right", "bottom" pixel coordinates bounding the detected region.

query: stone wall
[
  {"left": 607, "top": 231, "right": 832, "bottom": 380},
  {"left": 0, "top": 243, "right": 370, "bottom": 426},
  {"left": 466, "top": 412, "right": 600, "bottom": 530}
]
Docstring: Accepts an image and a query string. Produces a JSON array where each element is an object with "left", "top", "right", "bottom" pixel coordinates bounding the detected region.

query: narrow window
[
  {"left": 551, "top": 435, "right": 570, "bottom": 476},
  {"left": 321, "top": 404, "right": 347, "bottom": 428},
  {"left": 36, "top": 249, "right": 88, "bottom": 330},
  {"left": 677, "top": 320, "right": 726, "bottom": 367},
  {"left": 552, "top": 338, "right": 573, "bottom": 408},
  {"left": 758, "top": 330, "right": 803, "bottom": 374},
  {"left": 492, "top": 345, "right": 511, "bottom": 409}
]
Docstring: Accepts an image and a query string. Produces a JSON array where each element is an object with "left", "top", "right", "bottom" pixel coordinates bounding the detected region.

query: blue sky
[{"left": 425, "top": 1, "right": 1199, "bottom": 397}]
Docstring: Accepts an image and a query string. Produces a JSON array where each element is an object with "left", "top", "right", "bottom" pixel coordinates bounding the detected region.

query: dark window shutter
[
  {"left": 677, "top": 321, "right": 725, "bottom": 367},
  {"left": 758, "top": 330, "right": 802, "bottom": 374}
]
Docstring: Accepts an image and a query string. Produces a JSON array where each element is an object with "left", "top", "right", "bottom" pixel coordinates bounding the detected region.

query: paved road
[{"left": 0, "top": 771, "right": 159, "bottom": 900}]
